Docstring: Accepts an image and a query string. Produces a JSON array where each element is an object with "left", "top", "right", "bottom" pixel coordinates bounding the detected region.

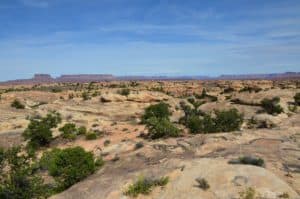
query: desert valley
[{"left": 0, "top": 78, "right": 299, "bottom": 199}]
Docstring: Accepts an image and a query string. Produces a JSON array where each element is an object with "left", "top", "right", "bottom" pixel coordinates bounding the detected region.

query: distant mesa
[
  {"left": 33, "top": 74, "right": 54, "bottom": 82},
  {"left": 0, "top": 72, "right": 299, "bottom": 85},
  {"left": 56, "top": 74, "right": 114, "bottom": 82}
]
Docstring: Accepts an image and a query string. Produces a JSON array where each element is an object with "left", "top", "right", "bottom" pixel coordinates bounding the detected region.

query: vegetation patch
[
  {"left": 183, "top": 108, "right": 243, "bottom": 134},
  {"left": 124, "top": 176, "right": 169, "bottom": 197},
  {"left": 141, "top": 102, "right": 171, "bottom": 123},
  {"left": 118, "top": 88, "right": 130, "bottom": 96},
  {"left": 59, "top": 123, "right": 87, "bottom": 140},
  {"left": 195, "top": 89, "right": 218, "bottom": 102},
  {"left": 195, "top": 177, "right": 210, "bottom": 190},
  {"left": 239, "top": 187, "right": 258, "bottom": 199},
  {"left": 239, "top": 86, "right": 262, "bottom": 93},
  {"left": 229, "top": 156, "right": 265, "bottom": 167},
  {"left": 146, "top": 117, "right": 180, "bottom": 139},
  {"left": 0, "top": 147, "right": 50, "bottom": 199},
  {"left": 23, "top": 112, "right": 62, "bottom": 149},
  {"left": 11, "top": 99, "right": 25, "bottom": 109},
  {"left": 141, "top": 102, "right": 180, "bottom": 139},
  {"left": 230, "top": 98, "right": 261, "bottom": 106},
  {"left": 85, "top": 132, "right": 98, "bottom": 140},
  {"left": 294, "top": 93, "right": 300, "bottom": 106},
  {"left": 40, "top": 146, "right": 100, "bottom": 191},
  {"left": 261, "top": 97, "right": 283, "bottom": 115}
]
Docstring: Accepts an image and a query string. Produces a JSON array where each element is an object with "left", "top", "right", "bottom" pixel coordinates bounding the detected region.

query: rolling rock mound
[
  {"left": 155, "top": 159, "right": 298, "bottom": 199},
  {"left": 52, "top": 158, "right": 299, "bottom": 199}
]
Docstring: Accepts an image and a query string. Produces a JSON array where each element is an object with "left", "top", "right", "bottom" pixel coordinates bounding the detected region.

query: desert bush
[
  {"left": 230, "top": 98, "right": 260, "bottom": 106},
  {"left": 261, "top": 97, "right": 283, "bottom": 115},
  {"left": 247, "top": 117, "right": 271, "bottom": 129},
  {"left": 81, "top": 91, "right": 90, "bottom": 100},
  {"left": 77, "top": 126, "right": 87, "bottom": 135},
  {"left": 130, "top": 81, "right": 139, "bottom": 87},
  {"left": 11, "top": 99, "right": 25, "bottom": 109},
  {"left": 142, "top": 102, "right": 171, "bottom": 123},
  {"left": 134, "top": 142, "right": 144, "bottom": 150},
  {"left": 51, "top": 86, "right": 62, "bottom": 93},
  {"left": 239, "top": 86, "right": 262, "bottom": 93},
  {"left": 214, "top": 109, "right": 244, "bottom": 132},
  {"left": 223, "top": 87, "right": 235, "bottom": 93},
  {"left": 238, "top": 156, "right": 264, "bottom": 167},
  {"left": 278, "top": 192, "right": 290, "bottom": 198},
  {"left": 146, "top": 117, "right": 180, "bottom": 139},
  {"left": 239, "top": 187, "right": 257, "bottom": 199},
  {"left": 23, "top": 112, "right": 62, "bottom": 149},
  {"left": 196, "top": 89, "right": 218, "bottom": 102},
  {"left": 68, "top": 93, "right": 74, "bottom": 99},
  {"left": 185, "top": 108, "right": 243, "bottom": 134},
  {"left": 186, "top": 115, "right": 202, "bottom": 134},
  {"left": 92, "top": 91, "right": 100, "bottom": 97},
  {"left": 187, "top": 97, "right": 205, "bottom": 109},
  {"left": 195, "top": 177, "right": 210, "bottom": 190},
  {"left": 118, "top": 88, "right": 130, "bottom": 96},
  {"left": 179, "top": 101, "right": 205, "bottom": 125},
  {"left": 124, "top": 176, "right": 169, "bottom": 197},
  {"left": 229, "top": 156, "right": 264, "bottom": 167},
  {"left": 85, "top": 132, "right": 97, "bottom": 140},
  {"left": 294, "top": 93, "right": 300, "bottom": 106},
  {"left": 95, "top": 157, "right": 105, "bottom": 168},
  {"left": 0, "top": 147, "right": 49, "bottom": 199},
  {"left": 40, "top": 147, "right": 98, "bottom": 190},
  {"left": 59, "top": 123, "right": 77, "bottom": 139}
]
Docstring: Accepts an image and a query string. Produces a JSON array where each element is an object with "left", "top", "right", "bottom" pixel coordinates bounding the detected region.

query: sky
[{"left": 0, "top": 0, "right": 299, "bottom": 81}]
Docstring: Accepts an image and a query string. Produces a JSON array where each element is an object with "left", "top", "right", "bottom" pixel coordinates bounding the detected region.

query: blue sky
[{"left": 0, "top": 0, "right": 299, "bottom": 80}]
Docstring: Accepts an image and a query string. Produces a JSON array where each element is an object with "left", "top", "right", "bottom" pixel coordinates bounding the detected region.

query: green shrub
[
  {"left": 186, "top": 115, "right": 202, "bottom": 134},
  {"left": 85, "top": 132, "right": 97, "bottom": 140},
  {"left": 40, "top": 147, "right": 96, "bottom": 190},
  {"left": 11, "top": 99, "right": 25, "bottom": 109},
  {"left": 59, "top": 123, "right": 77, "bottom": 139},
  {"left": 118, "top": 88, "right": 130, "bottom": 96},
  {"left": 146, "top": 117, "right": 180, "bottom": 139},
  {"left": 23, "top": 112, "right": 61, "bottom": 149},
  {"left": 95, "top": 157, "right": 105, "bottom": 168},
  {"left": 77, "top": 126, "right": 87, "bottom": 135},
  {"left": 185, "top": 108, "right": 243, "bottom": 134},
  {"left": 81, "top": 92, "right": 90, "bottom": 101},
  {"left": 142, "top": 102, "right": 171, "bottom": 123},
  {"left": 0, "top": 147, "right": 48, "bottom": 199},
  {"left": 261, "top": 97, "right": 283, "bottom": 115},
  {"left": 214, "top": 109, "right": 244, "bottom": 132},
  {"left": 294, "top": 93, "right": 300, "bottom": 106},
  {"left": 124, "top": 176, "right": 169, "bottom": 197}
]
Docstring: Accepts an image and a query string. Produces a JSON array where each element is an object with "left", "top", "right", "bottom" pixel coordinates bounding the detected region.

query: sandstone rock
[
  {"left": 154, "top": 159, "right": 299, "bottom": 199},
  {"left": 100, "top": 93, "right": 127, "bottom": 103}
]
